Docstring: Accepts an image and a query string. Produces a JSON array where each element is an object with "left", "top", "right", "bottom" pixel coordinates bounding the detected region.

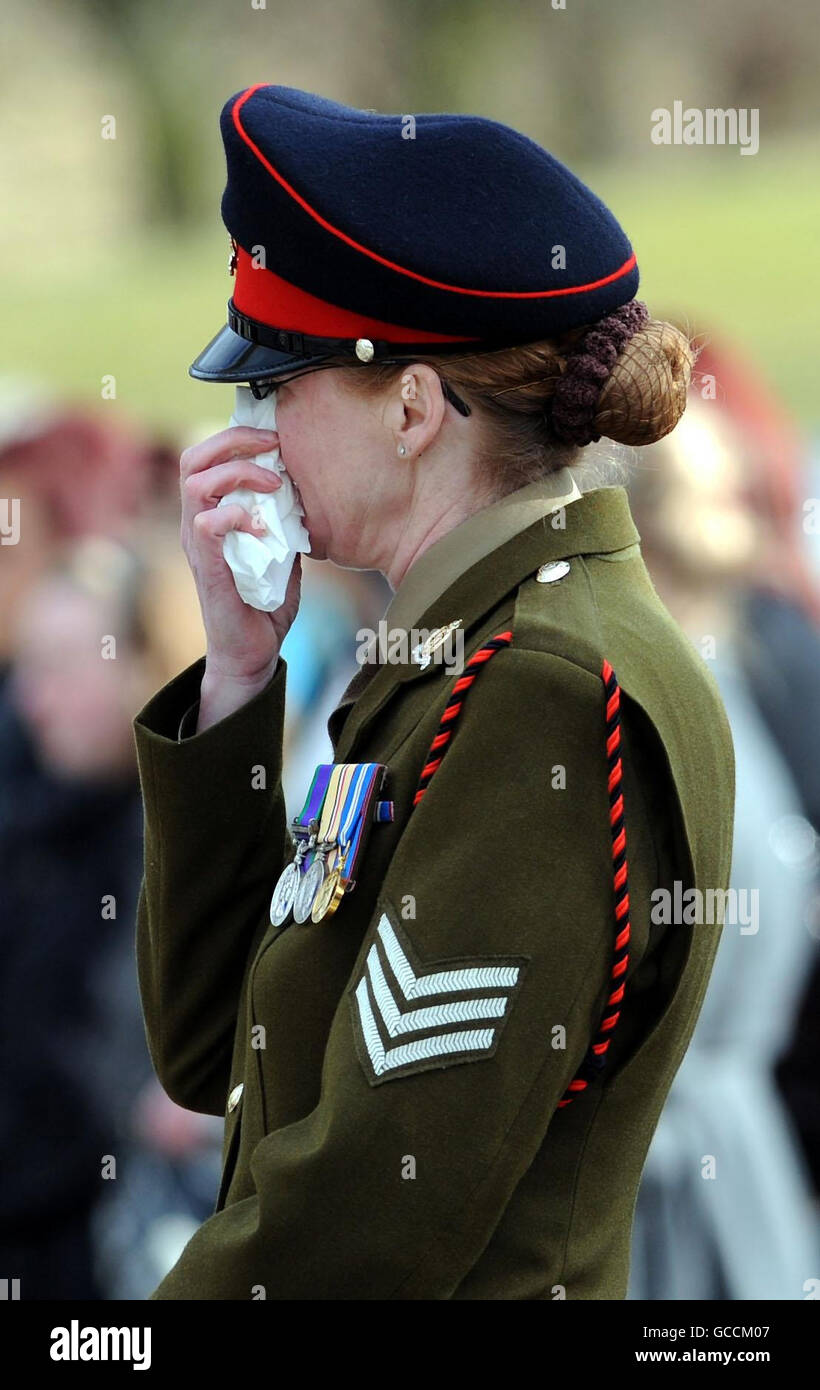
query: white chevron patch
[{"left": 348, "top": 911, "right": 529, "bottom": 1085}]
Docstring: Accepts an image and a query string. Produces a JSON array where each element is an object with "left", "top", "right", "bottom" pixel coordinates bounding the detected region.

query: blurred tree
[{"left": 75, "top": 0, "right": 210, "bottom": 227}]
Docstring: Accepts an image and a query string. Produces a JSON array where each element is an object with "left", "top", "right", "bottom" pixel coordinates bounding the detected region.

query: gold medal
[{"left": 310, "top": 865, "right": 347, "bottom": 923}]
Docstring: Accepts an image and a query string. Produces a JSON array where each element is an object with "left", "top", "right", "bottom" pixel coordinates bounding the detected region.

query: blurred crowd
[
  {"left": 623, "top": 334, "right": 820, "bottom": 1299},
  {"left": 0, "top": 333, "right": 818, "bottom": 1300}
]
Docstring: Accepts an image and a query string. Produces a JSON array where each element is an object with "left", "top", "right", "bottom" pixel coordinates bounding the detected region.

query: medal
[
  {"left": 272, "top": 759, "right": 393, "bottom": 930},
  {"left": 269, "top": 859, "right": 301, "bottom": 926},
  {"left": 311, "top": 762, "right": 387, "bottom": 922},
  {"left": 292, "top": 764, "right": 355, "bottom": 923},
  {"left": 309, "top": 763, "right": 371, "bottom": 923},
  {"left": 269, "top": 764, "right": 333, "bottom": 926},
  {"left": 310, "top": 866, "right": 346, "bottom": 922},
  {"left": 293, "top": 856, "right": 326, "bottom": 923},
  {"left": 270, "top": 828, "right": 315, "bottom": 926}
]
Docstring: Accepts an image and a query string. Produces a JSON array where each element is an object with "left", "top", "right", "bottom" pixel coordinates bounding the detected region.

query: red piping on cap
[{"left": 231, "top": 85, "right": 638, "bottom": 301}]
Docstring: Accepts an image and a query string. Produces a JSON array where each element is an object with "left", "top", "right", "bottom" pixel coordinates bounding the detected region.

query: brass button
[
  {"left": 227, "top": 1082, "right": 244, "bottom": 1114},
  {"left": 536, "top": 559, "right": 571, "bottom": 584}
]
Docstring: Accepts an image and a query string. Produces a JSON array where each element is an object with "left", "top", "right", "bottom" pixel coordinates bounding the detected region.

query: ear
[{"left": 385, "top": 364, "right": 447, "bottom": 458}]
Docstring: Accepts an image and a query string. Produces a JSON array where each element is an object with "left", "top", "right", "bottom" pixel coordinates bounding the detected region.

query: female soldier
[{"left": 133, "top": 85, "right": 735, "bottom": 1300}]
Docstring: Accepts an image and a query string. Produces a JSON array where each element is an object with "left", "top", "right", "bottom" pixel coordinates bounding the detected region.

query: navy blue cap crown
[{"left": 190, "top": 84, "right": 640, "bottom": 383}]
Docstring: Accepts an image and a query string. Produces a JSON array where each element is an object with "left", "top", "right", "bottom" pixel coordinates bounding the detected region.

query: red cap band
[{"left": 232, "top": 246, "right": 475, "bottom": 345}]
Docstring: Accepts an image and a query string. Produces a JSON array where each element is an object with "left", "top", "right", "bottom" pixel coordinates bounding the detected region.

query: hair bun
[
  {"left": 546, "top": 305, "right": 693, "bottom": 449},
  {"left": 548, "top": 301, "right": 650, "bottom": 446},
  {"left": 593, "top": 318, "right": 694, "bottom": 447}
]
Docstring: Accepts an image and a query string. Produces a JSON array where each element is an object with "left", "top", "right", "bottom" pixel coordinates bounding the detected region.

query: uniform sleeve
[
  {"left": 133, "top": 654, "right": 293, "bottom": 1117},
  {"left": 150, "top": 648, "right": 617, "bottom": 1298}
]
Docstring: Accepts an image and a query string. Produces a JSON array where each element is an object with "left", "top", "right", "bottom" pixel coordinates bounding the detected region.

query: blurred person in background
[
  {"left": 0, "top": 394, "right": 153, "bottom": 1297},
  {"left": 0, "top": 386, "right": 170, "bottom": 702},
  {"left": 0, "top": 397, "right": 226, "bottom": 1298},
  {"left": 684, "top": 338, "right": 820, "bottom": 1204},
  {"left": 625, "top": 393, "right": 820, "bottom": 1300},
  {"left": 685, "top": 336, "right": 820, "bottom": 826},
  {"left": 90, "top": 513, "right": 247, "bottom": 1300},
  {"left": 1, "top": 535, "right": 156, "bottom": 1298}
]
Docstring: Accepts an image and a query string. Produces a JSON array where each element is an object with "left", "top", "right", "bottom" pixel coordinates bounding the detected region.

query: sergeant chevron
[{"left": 349, "top": 912, "right": 529, "bottom": 1084}]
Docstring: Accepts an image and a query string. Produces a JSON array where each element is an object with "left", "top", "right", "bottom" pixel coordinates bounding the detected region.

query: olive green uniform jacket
[{"left": 132, "top": 484, "right": 735, "bottom": 1299}]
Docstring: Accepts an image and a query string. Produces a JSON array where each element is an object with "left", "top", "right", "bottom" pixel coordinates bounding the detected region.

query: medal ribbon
[
  {"left": 295, "top": 763, "right": 334, "bottom": 835},
  {"left": 271, "top": 764, "right": 334, "bottom": 925},
  {"left": 305, "top": 763, "right": 355, "bottom": 870},
  {"left": 327, "top": 763, "right": 372, "bottom": 877},
  {"left": 337, "top": 763, "right": 385, "bottom": 885}
]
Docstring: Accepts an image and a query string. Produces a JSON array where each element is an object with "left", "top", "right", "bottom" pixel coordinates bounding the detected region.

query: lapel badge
[
  {"left": 411, "top": 619, "right": 462, "bottom": 669},
  {"left": 535, "top": 559, "right": 571, "bottom": 584}
]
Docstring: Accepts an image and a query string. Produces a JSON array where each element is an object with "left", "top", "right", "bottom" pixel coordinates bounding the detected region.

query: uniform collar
[
  {"left": 328, "top": 483, "right": 640, "bottom": 758},
  {"left": 381, "top": 467, "right": 582, "bottom": 637}
]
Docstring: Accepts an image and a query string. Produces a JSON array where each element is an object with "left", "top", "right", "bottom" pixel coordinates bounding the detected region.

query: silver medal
[
  {"left": 269, "top": 860, "right": 301, "bottom": 926},
  {"left": 292, "top": 857, "right": 326, "bottom": 924}
]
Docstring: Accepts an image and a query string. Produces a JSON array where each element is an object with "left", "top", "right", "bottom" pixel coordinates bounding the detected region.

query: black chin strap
[{"left": 227, "top": 300, "right": 505, "bottom": 366}]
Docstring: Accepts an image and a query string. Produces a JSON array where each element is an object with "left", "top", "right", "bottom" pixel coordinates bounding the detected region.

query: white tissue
[{"left": 218, "top": 385, "right": 311, "bottom": 611}]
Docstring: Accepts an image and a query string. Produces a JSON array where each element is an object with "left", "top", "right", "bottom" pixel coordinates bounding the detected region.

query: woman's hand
[{"left": 179, "top": 426, "right": 303, "bottom": 729}]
